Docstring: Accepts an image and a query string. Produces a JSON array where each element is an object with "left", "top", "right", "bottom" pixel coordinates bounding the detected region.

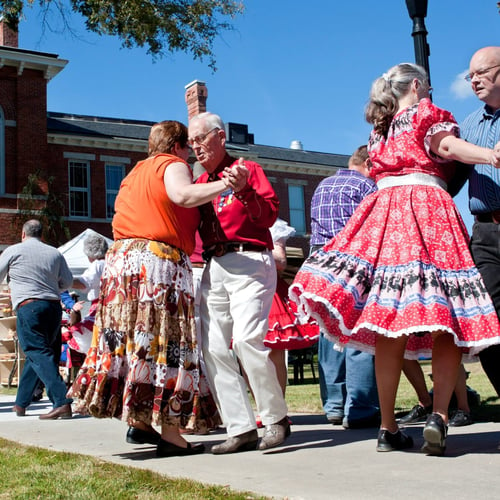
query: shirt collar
[{"left": 482, "top": 104, "right": 500, "bottom": 120}]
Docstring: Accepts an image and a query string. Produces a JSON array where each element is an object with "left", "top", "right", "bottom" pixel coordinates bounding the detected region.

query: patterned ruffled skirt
[
  {"left": 290, "top": 184, "right": 500, "bottom": 359},
  {"left": 68, "top": 238, "right": 220, "bottom": 433},
  {"left": 264, "top": 276, "right": 319, "bottom": 350}
]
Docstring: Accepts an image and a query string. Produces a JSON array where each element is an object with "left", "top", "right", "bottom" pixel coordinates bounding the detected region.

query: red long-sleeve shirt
[{"left": 197, "top": 155, "right": 279, "bottom": 250}]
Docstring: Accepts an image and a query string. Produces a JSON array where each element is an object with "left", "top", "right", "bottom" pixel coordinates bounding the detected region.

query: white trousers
[
  {"left": 200, "top": 249, "right": 288, "bottom": 437},
  {"left": 192, "top": 265, "right": 205, "bottom": 348}
]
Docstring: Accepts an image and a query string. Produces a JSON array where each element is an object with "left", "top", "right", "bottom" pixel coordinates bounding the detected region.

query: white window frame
[
  {"left": 105, "top": 163, "right": 125, "bottom": 219},
  {"left": 0, "top": 106, "right": 5, "bottom": 195},
  {"left": 68, "top": 159, "right": 91, "bottom": 218},
  {"left": 287, "top": 183, "right": 306, "bottom": 235}
]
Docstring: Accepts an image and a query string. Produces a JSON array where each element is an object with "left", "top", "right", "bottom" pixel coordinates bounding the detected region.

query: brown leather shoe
[
  {"left": 258, "top": 416, "right": 291, "bottom": 450},
  {"left": 39, "top": 403, "right": 72, "bottom": 420},
  {"left": 211, "top": 429, "right": 258, "bottom": 454},
  {"left": 12, "top": 405, "right": 26, "bottom": 417}
]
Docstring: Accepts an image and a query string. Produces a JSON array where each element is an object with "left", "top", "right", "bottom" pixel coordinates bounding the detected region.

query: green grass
[{"left": 0, "top": 439, "right": 265, "bottom": 499}]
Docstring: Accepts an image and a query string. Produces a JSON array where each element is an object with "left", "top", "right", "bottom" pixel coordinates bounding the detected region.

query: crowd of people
[{"left": 2, "top": 45, "right": 500, "bottom": 459}]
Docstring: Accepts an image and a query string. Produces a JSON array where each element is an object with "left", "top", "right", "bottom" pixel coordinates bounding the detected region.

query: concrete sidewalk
[{"left": 1, "top": 395, "right": 500, "bottom": 499}]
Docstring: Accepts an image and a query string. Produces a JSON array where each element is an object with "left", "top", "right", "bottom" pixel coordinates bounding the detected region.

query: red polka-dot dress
[{"left": 290, "top": 99, "right": 500, "bottom": 359}]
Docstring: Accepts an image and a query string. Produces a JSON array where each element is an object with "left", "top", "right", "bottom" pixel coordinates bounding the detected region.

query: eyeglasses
[
  {"left": 464, "top": 64, "right": 500, "bottom": 82},
  {"left": 428, "top": 87, "right": 433, "bottom": 96},
  {"left": 187, "top": 127, "right": 219, "bottom": 146}
]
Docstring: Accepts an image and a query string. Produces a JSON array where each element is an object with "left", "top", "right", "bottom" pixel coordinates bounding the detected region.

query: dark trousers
[
  {"left": 15, "top": 300, "right": 72, "bottom": 409},
  {"left": 470, "top": 221, "right": 500, "bottom": 397}
]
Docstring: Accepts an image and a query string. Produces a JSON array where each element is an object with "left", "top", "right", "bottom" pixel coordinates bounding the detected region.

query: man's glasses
[
  {"left": 464, "top": 64, "right": 500, "bottom": 82},
  {"left": 188, "top": 127, "right": 219, "bottom": 146}
]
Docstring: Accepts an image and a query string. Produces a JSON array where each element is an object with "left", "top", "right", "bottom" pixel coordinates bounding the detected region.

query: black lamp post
[{"left": 406, "top": 0, "right": 431, "bottom": 84}]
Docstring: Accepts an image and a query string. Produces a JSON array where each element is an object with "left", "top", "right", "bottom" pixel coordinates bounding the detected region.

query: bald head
[{"left": 468, "top": 46, "right": 500, "bottom": 110}]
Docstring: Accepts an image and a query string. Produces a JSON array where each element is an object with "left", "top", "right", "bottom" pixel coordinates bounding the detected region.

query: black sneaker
[
  {"left": 421, "top": 413, "right": 447, "bottom": 456},
  {"left": 397, "top": 404, "right": 432, "bottom": 425},
  {"left": 376, "top": 429, "right": 414, "bottom": 452},
  {"left": 449, "top": 409, "right": 473, "bottom": 427}
]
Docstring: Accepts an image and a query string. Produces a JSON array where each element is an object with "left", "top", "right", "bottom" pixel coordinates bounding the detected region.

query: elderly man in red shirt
[{"left": 189, "top": 112, "right": 290, "bottom": 454}]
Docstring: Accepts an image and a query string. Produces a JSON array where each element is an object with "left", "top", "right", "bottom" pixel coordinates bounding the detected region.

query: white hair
[{"left": 191, "top": 112, "right": 224, "bottom": 131}]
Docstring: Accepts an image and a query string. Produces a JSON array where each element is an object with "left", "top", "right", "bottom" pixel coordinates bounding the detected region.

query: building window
[
  {"left": 69, "top": 160, "right": 90, "bottom": 217},
  {"left": 105, "top": 164, "right": 125, "bottom": 219},
  {"left": 288, "top": 184, "right": 306, "bottom": 234},
  {"left": 0, "top": 106, "right": 4, "bottom": 195}
]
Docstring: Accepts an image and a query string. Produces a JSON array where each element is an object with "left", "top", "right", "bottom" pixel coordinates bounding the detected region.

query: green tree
[
  {"left": 15, "top": 170, "right": 71, "bottom": 246},
  {"left": 0, "top": 0, "right": 244, "bottom": 70}
]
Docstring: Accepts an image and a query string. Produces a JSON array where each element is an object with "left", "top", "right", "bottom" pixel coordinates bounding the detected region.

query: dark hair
[
  {"left": 23, "top": 219, "right": 42, "bottom": 238},
  {"left": 350, "top": 145, "right": 369, "bottom": 166},
  {"left": 148, "top": 120, "right": 188, "bottom": 156},
  {"left": 365, "top": 63, "right": 428, "bottom": 137}
]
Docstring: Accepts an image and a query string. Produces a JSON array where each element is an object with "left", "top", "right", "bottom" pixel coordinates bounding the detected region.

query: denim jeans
[
  {"left": 318, "top": 332, "right": 379, "bottom": 421},
  {"left": 15, "top": 300, "right": 72, "bottom": 409}
]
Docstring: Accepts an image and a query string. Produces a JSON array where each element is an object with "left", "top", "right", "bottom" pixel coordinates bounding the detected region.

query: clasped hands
[
  {"left": 221, "top": 158, "right": 249, "bottom": 192},
  {"left": 492, "top": 141, "right": 500, "bottom": 168}
]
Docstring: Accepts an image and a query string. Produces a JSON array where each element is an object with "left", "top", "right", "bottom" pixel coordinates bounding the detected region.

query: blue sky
[{"left": 18, "top": 0, "right": 500, "bottom": 229}]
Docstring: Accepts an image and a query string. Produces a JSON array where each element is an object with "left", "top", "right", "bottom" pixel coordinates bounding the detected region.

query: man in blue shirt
[
  {"left": 461, "top": 46, "right": 500, "bottom": 396},
  {"left": 310, "top": 145, "right": 380, "bottom": 428}
]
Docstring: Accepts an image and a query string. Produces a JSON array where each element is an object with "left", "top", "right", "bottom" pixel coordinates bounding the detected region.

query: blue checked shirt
[
  {"left": 461, "top": 104, "right": 500, "bottom": 214},
  {"left": 310, "top": 170, "right": 376, "bottom": 246}
]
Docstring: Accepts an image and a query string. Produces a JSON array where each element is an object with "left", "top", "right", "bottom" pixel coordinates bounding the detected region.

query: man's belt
[
  {"left": 17, "top": 298, "right": 60, "bottom": 309},
  {"left": 202, "top": 242, "right": 267, "bottom": 262},
  {"left": 476, "top": 210, "right": 500, "bottom": 224}
]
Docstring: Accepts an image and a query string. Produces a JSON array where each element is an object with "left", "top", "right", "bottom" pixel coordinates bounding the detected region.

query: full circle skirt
[
  {"left": 290, "top": 185, "right": 500, "bottom": 359},
  {"left": 264, "top": 276, "right": 319, "bottom": 350}
]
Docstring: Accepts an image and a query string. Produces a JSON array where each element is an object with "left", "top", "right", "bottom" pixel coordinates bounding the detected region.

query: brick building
[{"left": 0, "top": 21, "right": 349, "bottom": 257}]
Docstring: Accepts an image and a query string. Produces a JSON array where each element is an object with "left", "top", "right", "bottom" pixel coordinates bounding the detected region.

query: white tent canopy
[{"left": 58, "top": 228, "right": 112, "bottom": 277}]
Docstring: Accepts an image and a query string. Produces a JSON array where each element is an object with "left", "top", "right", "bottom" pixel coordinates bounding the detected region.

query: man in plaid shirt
[{"left": 310, "top": 145, "right": 380, "bottom": 429}]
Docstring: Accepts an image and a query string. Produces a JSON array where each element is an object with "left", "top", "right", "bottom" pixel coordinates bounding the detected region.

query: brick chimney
[
  {"left": 0, "top": 19, "right": 19, "bottom": 47},
  {"left": 185, "top": 80, "right": 208, "bottom": 120}
]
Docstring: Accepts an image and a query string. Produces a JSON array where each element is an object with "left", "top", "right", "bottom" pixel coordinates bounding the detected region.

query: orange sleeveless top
[{"left": 112, "top": 154, "right": 200, "bottom": 255}]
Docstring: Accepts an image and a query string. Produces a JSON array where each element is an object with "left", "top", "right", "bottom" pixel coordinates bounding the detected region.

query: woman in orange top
[{"left": 69, "top": 121, "right": 240, "bottom": 457}]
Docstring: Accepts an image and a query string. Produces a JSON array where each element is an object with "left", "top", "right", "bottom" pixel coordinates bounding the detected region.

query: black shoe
[
  {"left": 397, "top": 404, "right": 432, "bottom": 425},
  {"left": 421, "top": 413, "right": 447, "bottom": 456},
  {"left": 376, "top": 429, "right": 414, "bottom": 452},
  {"left": 32, "top": 390, "right": 44, "bottom": 402},
  {"left": 327, "top": 414, "right": 344, "bottom": 425},
  {"left": 156, "top": 439, "right": 205, "bottom": 457},
  {"left": 211, "top": 429, "right": 259, "bottom": 454},
  {"left": 126, "top": 426, "right": 161, "bottom": 445},
  {"left": 342, "top": 413, "right": 381, "bottom": 429},
  {"left": 449, "top": 409, "right": 473, "bottom": 427}
]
